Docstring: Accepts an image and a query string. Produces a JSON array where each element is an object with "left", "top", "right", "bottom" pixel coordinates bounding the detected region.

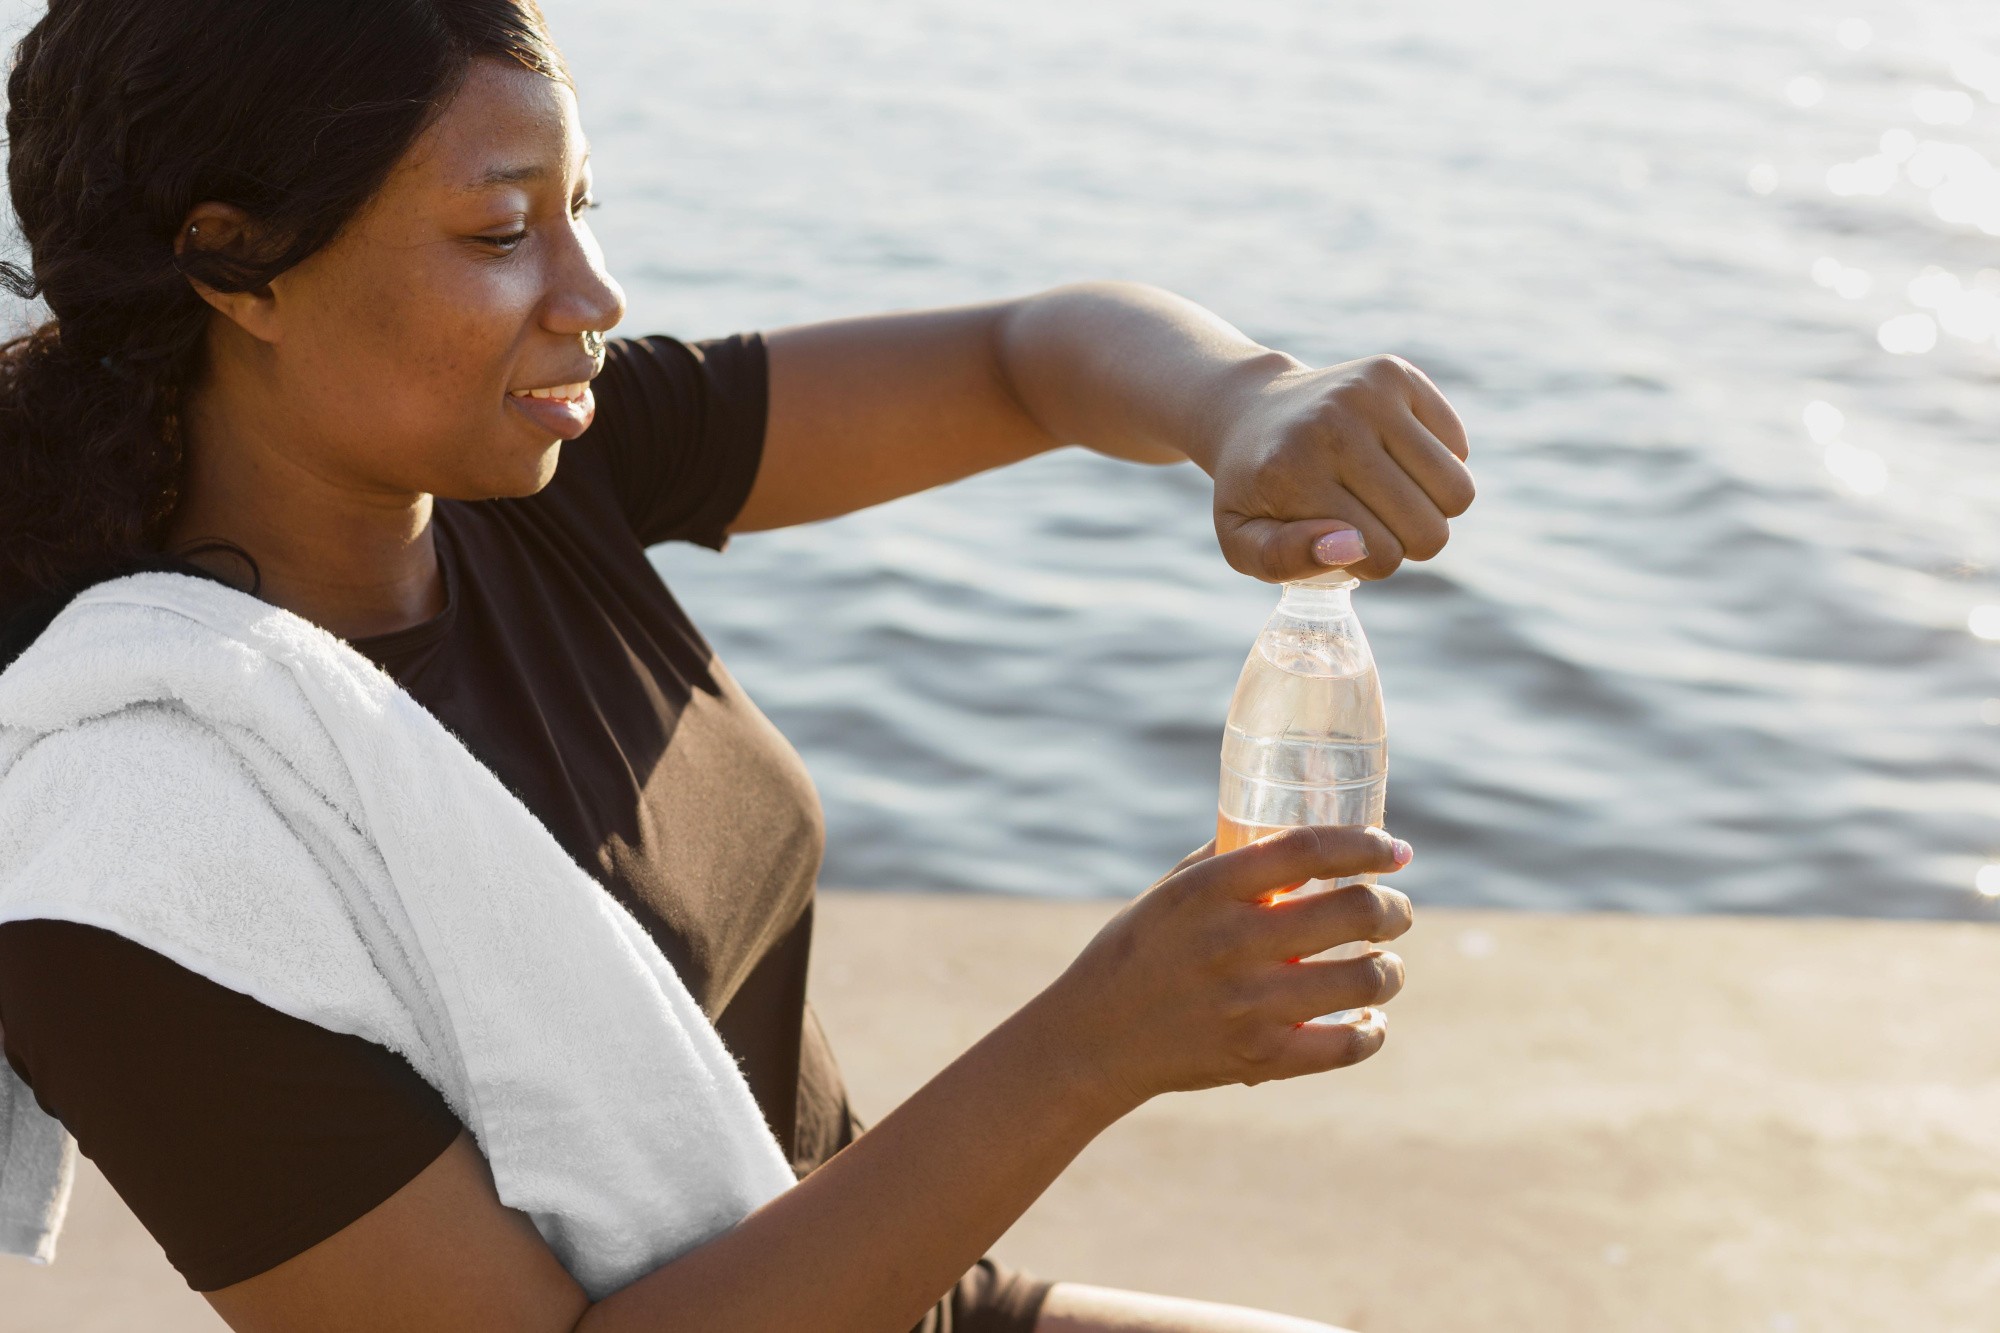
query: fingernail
[
  {"left": 1391, "top": 839, "right": 1414, "bottom": 867},
  {"left": 1312, "top": 530, "right": 1367, "bottom": 566}
]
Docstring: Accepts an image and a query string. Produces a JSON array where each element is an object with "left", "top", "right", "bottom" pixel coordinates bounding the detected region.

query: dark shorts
[{"left": 914, "top": 1255, "right": 1053, "bottom": 1333}]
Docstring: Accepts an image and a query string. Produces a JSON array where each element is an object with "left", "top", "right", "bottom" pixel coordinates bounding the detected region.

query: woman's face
[{"left": 230, "top": 56, "right": 626, "bottom": 502}]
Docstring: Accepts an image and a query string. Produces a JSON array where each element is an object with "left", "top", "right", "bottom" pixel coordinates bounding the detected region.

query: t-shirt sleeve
[
  {"left": 582, "top": 332, "right": 769, "bottom": 551},
  {"left": 0, "top": 919, "right": 465, "bottom": 1292}
]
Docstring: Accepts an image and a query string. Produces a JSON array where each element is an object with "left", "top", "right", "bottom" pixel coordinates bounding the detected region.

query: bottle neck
[{"left": 1278, "top": 570, "right": 1357, "bottom": 619}]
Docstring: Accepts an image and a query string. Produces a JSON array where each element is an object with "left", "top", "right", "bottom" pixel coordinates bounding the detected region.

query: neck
[{"left": 163, "top": 370, "right": 446, "bottom": 642}]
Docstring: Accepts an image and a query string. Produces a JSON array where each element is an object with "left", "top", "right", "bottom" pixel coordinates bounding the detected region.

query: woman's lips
[{"left": 506, "top": 381, "right": 596, "bottom": 439}]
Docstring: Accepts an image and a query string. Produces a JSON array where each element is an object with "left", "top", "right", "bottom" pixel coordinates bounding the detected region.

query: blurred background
[{"left": 12, "top": 0, "right": 2000, "bottom": 918}]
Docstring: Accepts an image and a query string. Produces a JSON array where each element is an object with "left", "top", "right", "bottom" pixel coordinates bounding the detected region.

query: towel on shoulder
[{"left": 0, "top": 572, "right": 796, "bottom": 1300}]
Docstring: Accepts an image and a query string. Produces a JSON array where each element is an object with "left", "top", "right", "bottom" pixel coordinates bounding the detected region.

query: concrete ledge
[
  {"left": 811, "top": 895, "right": 2000, "bottom": 1331},
  {"left": 5, "top": 895, "right": 1997, "bottom": 1331}
]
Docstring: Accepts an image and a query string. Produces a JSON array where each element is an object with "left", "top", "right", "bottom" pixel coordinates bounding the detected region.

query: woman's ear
[{"left": 175, "top": 201, "right": 283, "bottom": 345}]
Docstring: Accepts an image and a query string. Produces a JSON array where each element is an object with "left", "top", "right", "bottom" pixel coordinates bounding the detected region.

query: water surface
[
  {"left": 590, "top": 0, "right": 1999, "bottom": 916},
  {"left": 11, "top": 0, "right": 1997, "bottom": 916}
]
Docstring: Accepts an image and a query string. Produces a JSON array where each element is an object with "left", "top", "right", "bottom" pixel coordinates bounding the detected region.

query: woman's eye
[{"left": 478, "top": 199, "right": 596, "bottom": 253}]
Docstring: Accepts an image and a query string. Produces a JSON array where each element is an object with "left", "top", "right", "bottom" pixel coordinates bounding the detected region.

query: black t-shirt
[{"left": 0, "top": 332, "right": 1047, "bottom": 1331}]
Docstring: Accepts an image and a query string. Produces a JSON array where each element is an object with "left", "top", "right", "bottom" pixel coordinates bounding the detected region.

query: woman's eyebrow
[{"left": 467, "top": 149, "right": 591, "bottom": 191}]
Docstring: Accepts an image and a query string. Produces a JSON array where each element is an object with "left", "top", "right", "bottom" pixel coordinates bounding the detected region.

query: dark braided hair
[{"left": 0, "top": 0, "right": 570, "bottom": 610}]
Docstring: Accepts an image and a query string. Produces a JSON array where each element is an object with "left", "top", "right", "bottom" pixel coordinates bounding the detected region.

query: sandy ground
[{"left": 4, "top": 893, "right": 1997, "bottom": 1332}]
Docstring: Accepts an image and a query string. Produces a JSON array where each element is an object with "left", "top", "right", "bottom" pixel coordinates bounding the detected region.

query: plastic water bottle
[{"left": 1217, "top": 567, "right": 1387, "bottom": 1024}]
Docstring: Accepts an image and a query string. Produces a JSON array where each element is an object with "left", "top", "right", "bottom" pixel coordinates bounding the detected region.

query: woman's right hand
[
  {"left": 1032, "top": 825, "right": 1415, "bottom": 1114},
  {"left": 199, "top": 824, "right": 1415, "bottom": 1333}
]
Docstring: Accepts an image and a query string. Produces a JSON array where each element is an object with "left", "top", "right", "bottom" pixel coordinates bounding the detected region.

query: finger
[
  {"left": 1254, "top": 1007, "right": 1389, "bottom": 1081},
  {"left": 1334, "top": 436, "right": 1453, "bottom": 563},
  {"left": 1269, "top": 949, "right": 1405, "bottom": 1024},
  {"left": 1380, "top": 408, "right": 1476, "bottom": 520},
  {"left": 1147, "top": 839, "right": 1219, "bottom": 897},
  {"left": 1217, "top": 502, "right": 1404, "bottom": 584},
  {"left": 1217, "top": 514, "right": 1362, "bottom": 582},
  {"left": 1318, "top": 496, "right": 1405, "bottom": 582},
  {"left": 1189, "top": 824, "right": 1411, "bottom": 903},
  {"left": 1395, "top": 358, "right": 1469, "bottom": 461},
  {"left": 1263, "top": 880, "right": 1415, "bottom": 955}
]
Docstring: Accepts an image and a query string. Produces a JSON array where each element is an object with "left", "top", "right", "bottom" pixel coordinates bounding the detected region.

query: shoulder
[
  {"left": 0, "top": 708, "right": 403, "bottom": 1055},
  {"left": 1, "top": 705, "right": 319, "bottom": 898},
  {"left": 555, "top": 332, "right": 769, "bottom": 550},
  {"left": 588, "top": 332, "right": 767, "bottom": 440}
]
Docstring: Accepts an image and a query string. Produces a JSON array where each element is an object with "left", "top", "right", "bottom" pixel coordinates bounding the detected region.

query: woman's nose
[{"left": 548, "top": 226, "right": 627, "bottom": 339}]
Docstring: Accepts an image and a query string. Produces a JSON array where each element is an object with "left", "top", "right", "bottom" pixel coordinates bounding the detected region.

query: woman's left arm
[{"left": 740, "top": 280, "right": 1474, "bottom": 581}]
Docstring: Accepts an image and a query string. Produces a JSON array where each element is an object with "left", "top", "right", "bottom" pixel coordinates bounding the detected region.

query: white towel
[{"left": 0, "top": 571, "right": 797, "bottom": 1299}]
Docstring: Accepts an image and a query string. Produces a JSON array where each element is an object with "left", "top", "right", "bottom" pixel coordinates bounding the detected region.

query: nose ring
[{"left": 582, "top": 330, "right": 606, "bottom": 362}]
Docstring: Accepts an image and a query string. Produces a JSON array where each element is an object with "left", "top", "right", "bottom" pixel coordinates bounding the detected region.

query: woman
[{"left": 0, "top": 1, "right": 1472, "bottom": 1329}]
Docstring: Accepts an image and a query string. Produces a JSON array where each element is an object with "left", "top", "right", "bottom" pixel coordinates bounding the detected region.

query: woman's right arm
[{"left": 204, "top": 826, "right": 1415, "bottom": 1333}]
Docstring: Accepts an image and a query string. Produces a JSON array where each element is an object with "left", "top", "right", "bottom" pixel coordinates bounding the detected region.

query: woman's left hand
[{"left": 1204, "top": 353, "right": 1474, "bottom": 583}]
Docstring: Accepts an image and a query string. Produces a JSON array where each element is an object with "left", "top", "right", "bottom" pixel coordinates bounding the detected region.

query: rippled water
[
  {"left": 11, "top": 0, "right": 2000, "bottom": 916},
  {"left": 592, "top": 0, "right": 2000, "bottom": 918}
]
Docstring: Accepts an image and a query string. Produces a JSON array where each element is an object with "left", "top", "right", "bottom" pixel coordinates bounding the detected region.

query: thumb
[{"left": 1221, "top": 516, "right": 1369, "bottom": 583}]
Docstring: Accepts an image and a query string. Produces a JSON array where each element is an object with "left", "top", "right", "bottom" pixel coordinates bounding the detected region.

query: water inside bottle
[
  {"left": 1217, "top": 618, "right": 1387, "bottom": 872},
  {"left": 1215, "top": 584, "right": 1388, "bottom": 1025}
]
